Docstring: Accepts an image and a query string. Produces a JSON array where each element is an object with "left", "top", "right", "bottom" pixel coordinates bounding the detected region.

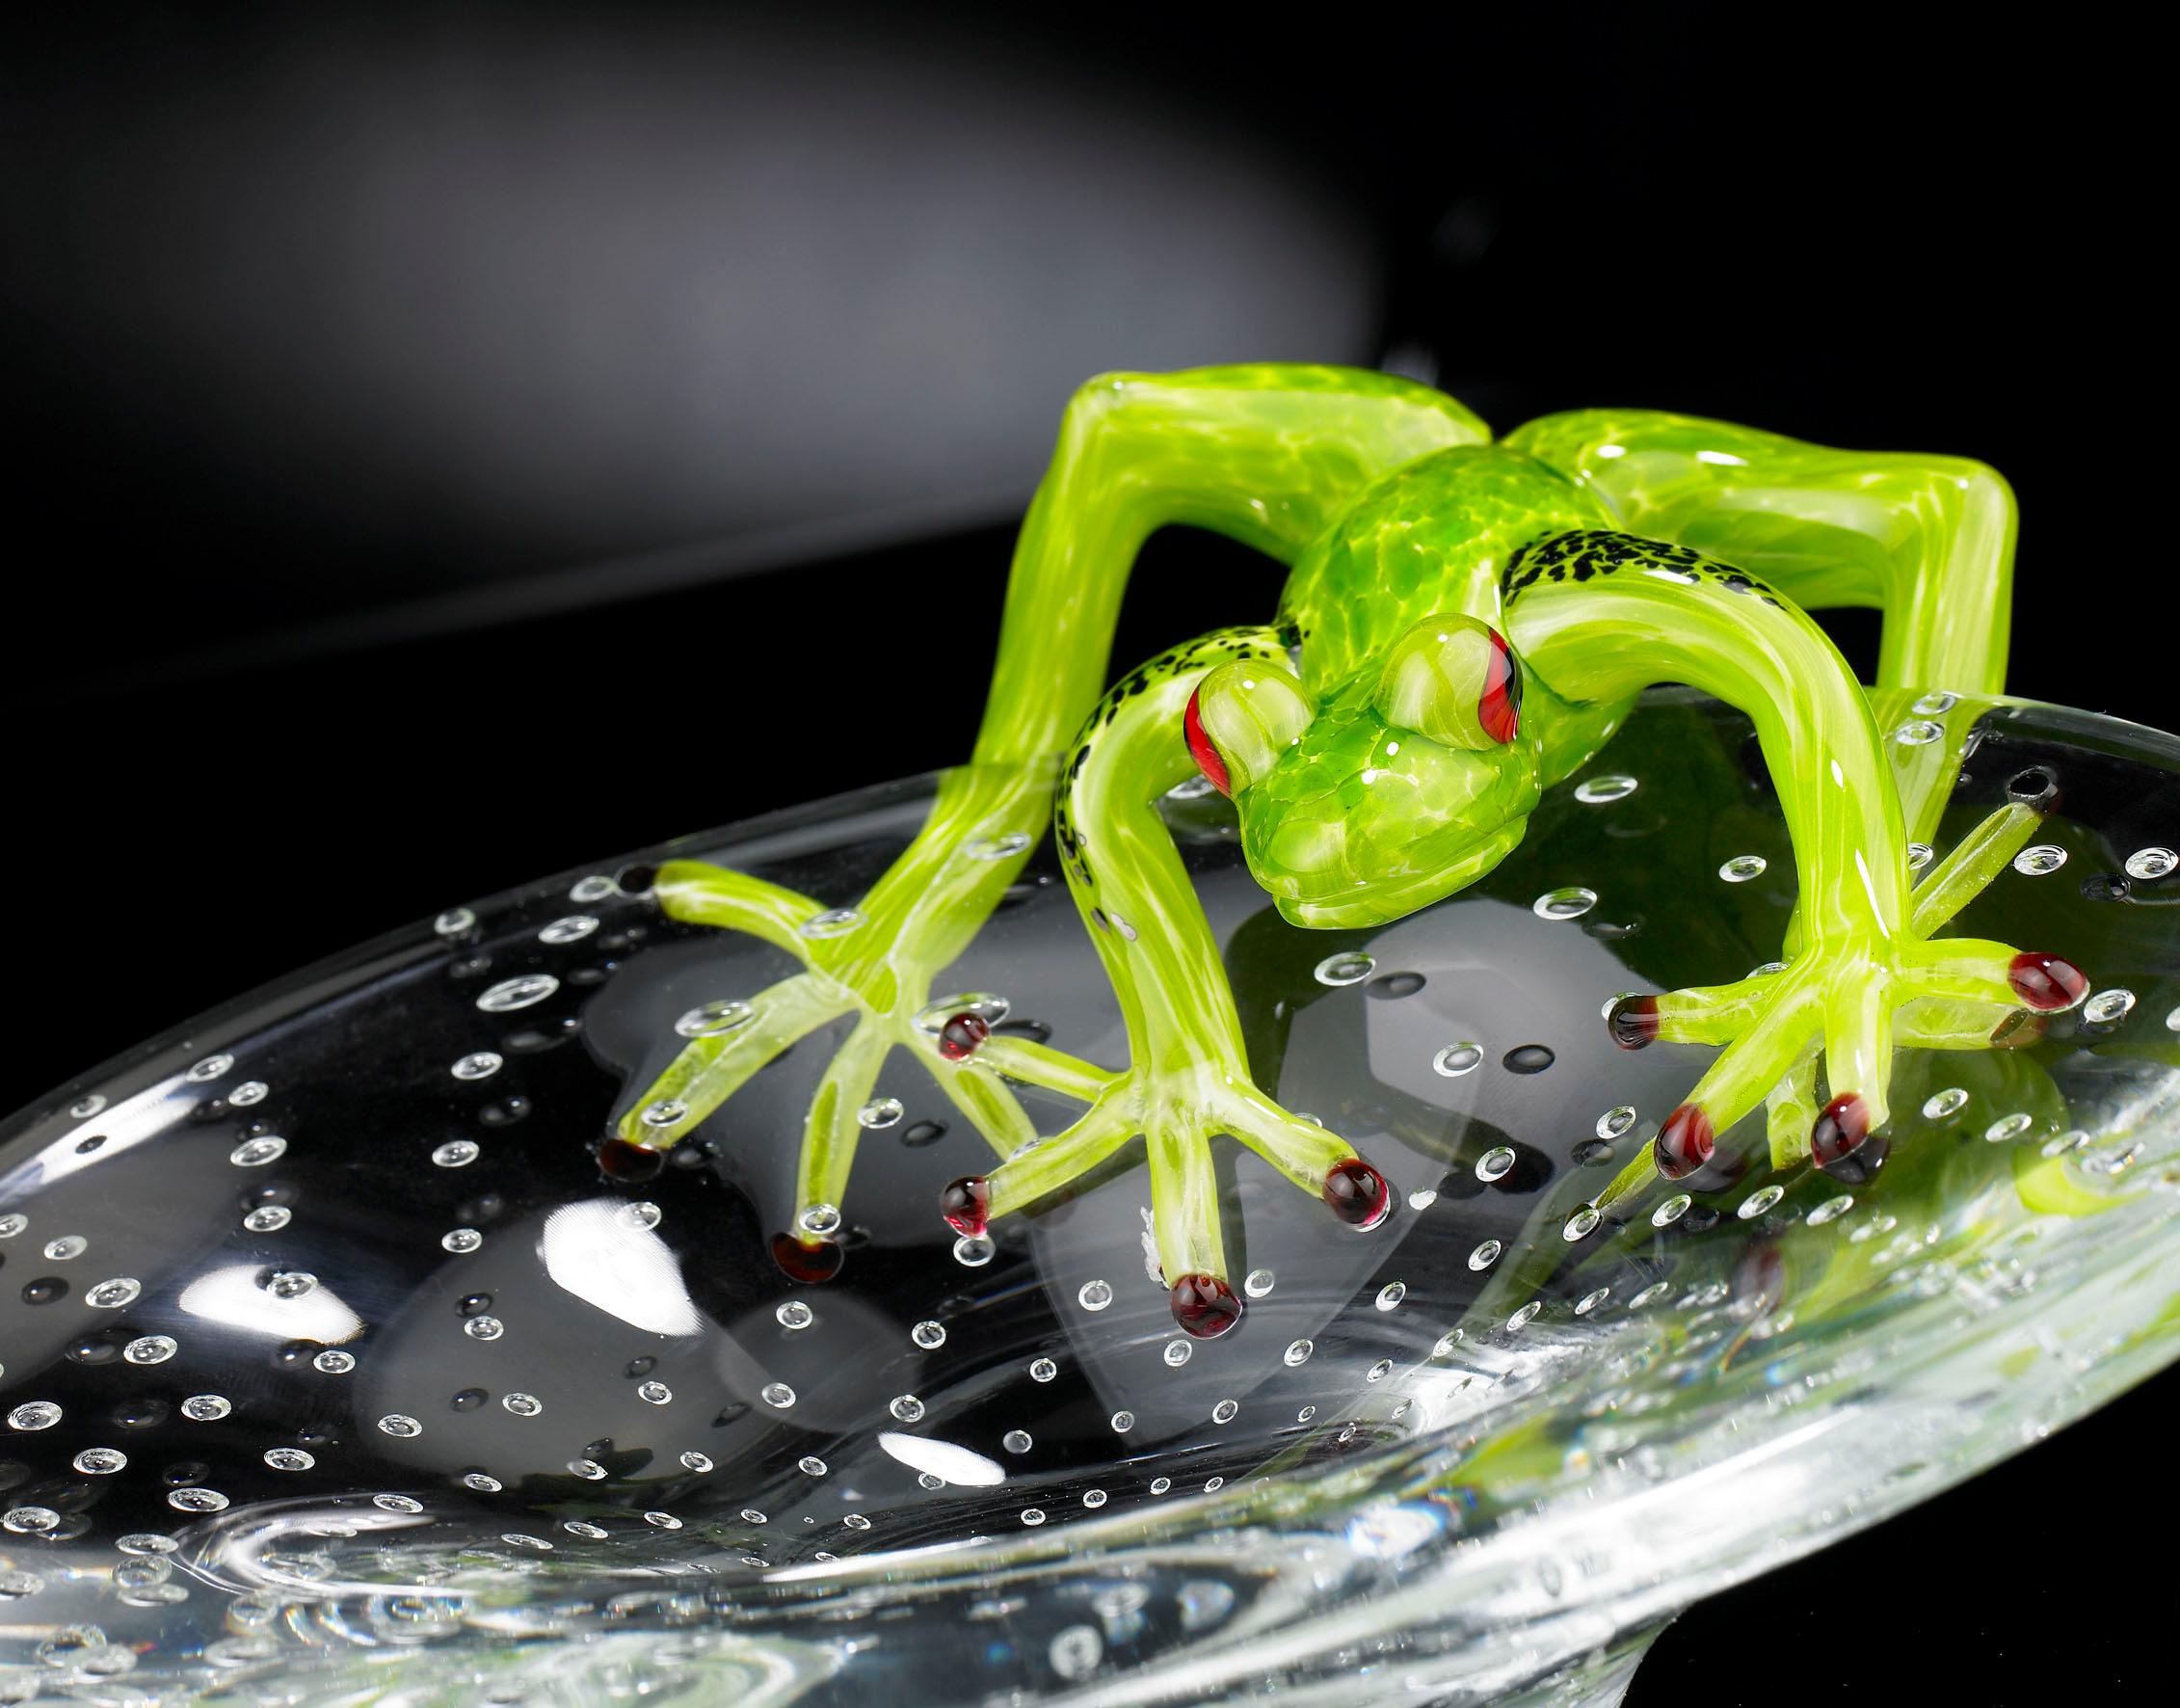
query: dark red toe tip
[
  {"left": 940, "top": 1175, "right": 991, "bottom": 1238},
  {"left": 2007, "top": 952, "right": 2087, "bottom": 1012},
  {"left": 598, "top": 1136, "right": 666, "bottom": 1183},
  {"left": 1654, "top": 1104, "right": 1714, "bottom": 1180},
  {"left": 1608, "top": 995, "right": 1661, "bottom": 1050},
  {"left": 769, "top": 1231, "right": 844, "bottom": 1283},
  {"left": 1169, "top": 1272, "right": 1243, "bottom": 1338},
  {"left": 937, "top": 1012, "right": 991, "bottom": 1062},
  {"left": 1321, "top": 1158, "right": 1392, "bottom": 1229},
  {"left": 1809, "top": 1092, "right": 1871, "bottom": 1170},
  {"left": 1818, "top": 1127, "right": 1891, "bottom": 1185}
]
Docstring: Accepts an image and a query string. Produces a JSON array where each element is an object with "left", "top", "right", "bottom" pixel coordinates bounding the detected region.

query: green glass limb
[
  {"left": 793, "top": 1016, "right": 893, "bottom": 1229},
  {"left": 972, "top": 366, "right": 1489, "bottom": 768},
  {"left": 977, "top": 1035, "right": 1122, "bottom": 1106},
  {"left": 1502, "top": 409, "right": 2015, "bottom": 694},
  {"left": 616, "top": 971, "right": 851, "bottom": 1146},
  {"left": 651, "top": 859, "right": 827, "bottom": 957}
]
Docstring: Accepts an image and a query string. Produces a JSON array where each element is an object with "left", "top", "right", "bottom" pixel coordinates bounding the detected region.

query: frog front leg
[
  {"left": 617, "top": 366, "right": 1487, "bottom": 1269},
  {"left": 937, "top": 627, "right": 1393, "bottom": 1337},
  {"left": 1502, "top": 532, "right": 2083, "bottom": 1202}
]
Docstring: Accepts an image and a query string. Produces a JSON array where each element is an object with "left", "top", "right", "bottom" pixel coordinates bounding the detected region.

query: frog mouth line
[{"left": 1265, "top": 821, "right": 1529, "bottom": 929}]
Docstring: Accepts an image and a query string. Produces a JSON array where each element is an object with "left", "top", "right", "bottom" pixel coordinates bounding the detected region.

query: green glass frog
[{"left": 611, "top": 364, "right": 2085, "bottom": 1335}]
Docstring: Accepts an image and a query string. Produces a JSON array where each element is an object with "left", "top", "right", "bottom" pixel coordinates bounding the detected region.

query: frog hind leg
[{"left": 616, "top": 367, "right": 1487, "bottom": 1266}]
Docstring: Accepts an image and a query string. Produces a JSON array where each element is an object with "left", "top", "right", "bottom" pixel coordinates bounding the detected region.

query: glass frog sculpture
[{"left": 614, "top": 363, "right": 2082, "bottom": 1335}]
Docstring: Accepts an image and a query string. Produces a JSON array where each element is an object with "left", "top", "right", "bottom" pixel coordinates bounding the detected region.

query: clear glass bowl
[{"left": 5, "top": 688, "right": 2179, "bottom": 1705}]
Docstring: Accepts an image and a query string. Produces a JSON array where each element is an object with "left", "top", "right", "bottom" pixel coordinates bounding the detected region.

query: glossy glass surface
[{"left": 4, "top": 690, "right": 2178, "bottom": 1703}]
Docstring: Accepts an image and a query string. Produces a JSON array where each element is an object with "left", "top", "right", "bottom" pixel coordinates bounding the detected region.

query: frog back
[{"left": 1278, "top": 444, "right": 1613, "bottom": 695}]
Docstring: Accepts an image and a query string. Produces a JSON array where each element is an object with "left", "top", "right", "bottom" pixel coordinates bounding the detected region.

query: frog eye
[
  {"left": 1375, "top": 615, "right": 1522, "bottom": 749},
  {"left": 1184, "top": 659, "right": 1313, "bottom": 796}
]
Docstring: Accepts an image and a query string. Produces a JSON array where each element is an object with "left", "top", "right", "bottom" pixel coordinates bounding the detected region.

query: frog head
[{"left": 1184, "top": 616, "right": 1542, "bottom": 928}]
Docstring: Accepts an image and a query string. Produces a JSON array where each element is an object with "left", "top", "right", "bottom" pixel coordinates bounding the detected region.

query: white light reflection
[
  {"left": 876, "top": 1429, "right": 1005, "bottom": 1487},
  {"left": 178, "top": 1265, "right": 364, "bottom": 1343},
  {"left": 539, "top": 1198, "right": 702, "bottom": 1336}
]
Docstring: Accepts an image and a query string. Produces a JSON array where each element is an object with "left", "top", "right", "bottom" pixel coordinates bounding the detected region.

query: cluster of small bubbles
[
  {"left": 637, "top": 1381, "right": 672, "bottom": 1405},
  {"left": 441, "top": 1228, "right": 484, "bottom": 1254},
  {"left": 761, "top": 1383, "right": 797, "bottom": 1409},
  {"left": 1563, "top": 1204, "right": 1602, "bottom": 1241},
  {"left": 1986, "top": 1112, "right": 2035, "bottom": 1143},
  {"left": 1468, "top": 1239, "right": 1502, "bottom": 1270},
  {"left": 1283, "top": 1338, "right": 1314, "bottom": 1367},
  {"left": 1110, "top": 1410, "right": 1135, "bottom": 1433},
  {"left": 431, "top": 1139, "right": 480, "bottom": 1169},
  {"left": 181, "top": 1395, "right": 232, "bottom": 1421},
  {"left": 462, "top": 1318, "right": 503, "bottom": 1342},
  {"left": 954, "top": 1234, "right": 996, "bottom": 1267},
  {"left": 1161, "top": 1338, "right": 1191, "bottom": 1367},
  {"left": 855, "top": 1099, "right": 904, "bottom": 1131},
  {"left": 230, "top": 1080, "right": 269, "bottom": 1107},
  {"left": 476, "top": 974, "right": 559, "bottom": 1013},
  {"left": 964, "top": 830, "right": 1034, "bottom": 860},
  {"left": 186, "top": 1052, "right": 236, "bottom": 1083},
  {"left": 1808, "top": 1195, "right": 1855, "bottom": 1225},
  {"left": 73, "top": 1448, "right": 126, "bottom": 1474},
  {"left": 680, "top": 1452, "right": 714, "bottom": 1473},
  {"left": 124, "top": 1336, "right": 176, "bottom": 1365},
  {"left": 2013, "top": 845, "right": 2067, "bottom": 876},
  {"left": 1314, "top": 951, "right": 1375, "bottom": 986},
  {"left": 538, "top": 915, "right": 598, "bottom": 945},
  {"left": 1907, "top": 842, "right": 1934, "bottom": 871},
  {"left": 1077, "top": 1278, "right": 1114, "bottom": 1312},
  {"left": 1894, "top": 719, "right": 1945, "bottom": 746},
  {"left": 435, "top": 907, "right": 478, "bottom": 938},
  {"left": 452, "top": 1052, "right": 504, "bottom": 1081},
  {"left": 1532, "top": 886, "right": 1597, "bottom": 921},
  {"left": 264, "top": 1449, "right": 315, "bottom": 1472},
  {"left": 1574, "top": 774, "right": 1638, "bottom": 804},
  {"left": 1738, "top": 1184, "right": 1785, "bottom": 1220},
  {"left": 799, "top": 907, "right": 864, "bottom": 939},
  {"left": 1431, "top": 1042, "right": 1483, "bottom": 1077},
  {"left": 2083, "top": 989, "right": 2137, "bottom": 1025},
  {"left": 676, "top": 1000, "right": 757, "bottom": 1038},
  {"left": 1923, "top": 1087, "right": 1969, "bottom": 1121},
  {"left": 889, "top": 1395, "right": 926, "bottom": 1423},
  {"left": 1653, "top": 1194, "right": 1692, "bottom": 1228},
  {"left": 2126, "top": 847, "right": 2178, "bottom": 880},
  {"left": 1575, "top": 1287, "right": 1611, "bottom": 1317},
  {"left": 230, "top": 1135, "right": 287, "bottom": 1167},
  {"left": 1210, "top": 1399, "right": 1238, "bottom": 1424},
  {"left": 1243, "top": 1268, "right": 1275, "bottom": 1298},
  {"left": 1475, "top": 1146, "right": 1516, "bottom": 1182},
  {"left": 500, "top": 1394, "right": 542, "bottom": 1418},
  {"left": 1366, "top": 1359, "right": 1394, "bottom": 1383},
  {"left": 1002, "top": 1429, "right": 1033, "bottom": 1454},
  {"left": 86, "top": 1277, "right": 141, "bottom": 1309},
  {"left": 1718, "top": 854, "right": 1768, "bottom": 883},
  {"left": 1407, "top": 1187, "right": 1438, "bottom": 1211},
  {"left": 1028, "top": 1357, "right": 1058, "bottom": 1382},
  {"left": 1374, "top": 1281, "right": 1406, "bottom": 1311},
  {"left": 1506, "top": 1301, "right": 1543, "bottom": 1331},
  {"left": 776, "top": 1300, "right": 814, "bottom": 1331}
]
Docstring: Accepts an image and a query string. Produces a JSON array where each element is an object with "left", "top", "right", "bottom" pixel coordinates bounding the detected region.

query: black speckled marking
[{"left": 1502, "top": 529, "right": 1786, "bottom": 610}]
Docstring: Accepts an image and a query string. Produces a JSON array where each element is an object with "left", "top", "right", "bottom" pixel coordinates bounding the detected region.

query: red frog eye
[
  {"left": 1183, "top": 687, "right": 1232, "bottom": 796},
  {"left": 1477, "top": 627, "right": 1521, "bottom": 745}
]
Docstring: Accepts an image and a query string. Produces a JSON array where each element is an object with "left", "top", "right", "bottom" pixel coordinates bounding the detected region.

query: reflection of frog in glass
[{"left": 614, "top": 366, "right": 2084, "bottom": 1335}]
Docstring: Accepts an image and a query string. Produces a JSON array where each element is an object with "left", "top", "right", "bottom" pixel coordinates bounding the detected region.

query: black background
[{"left": 1, "top": 3, "right": 2167, "bottom": 1697}]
